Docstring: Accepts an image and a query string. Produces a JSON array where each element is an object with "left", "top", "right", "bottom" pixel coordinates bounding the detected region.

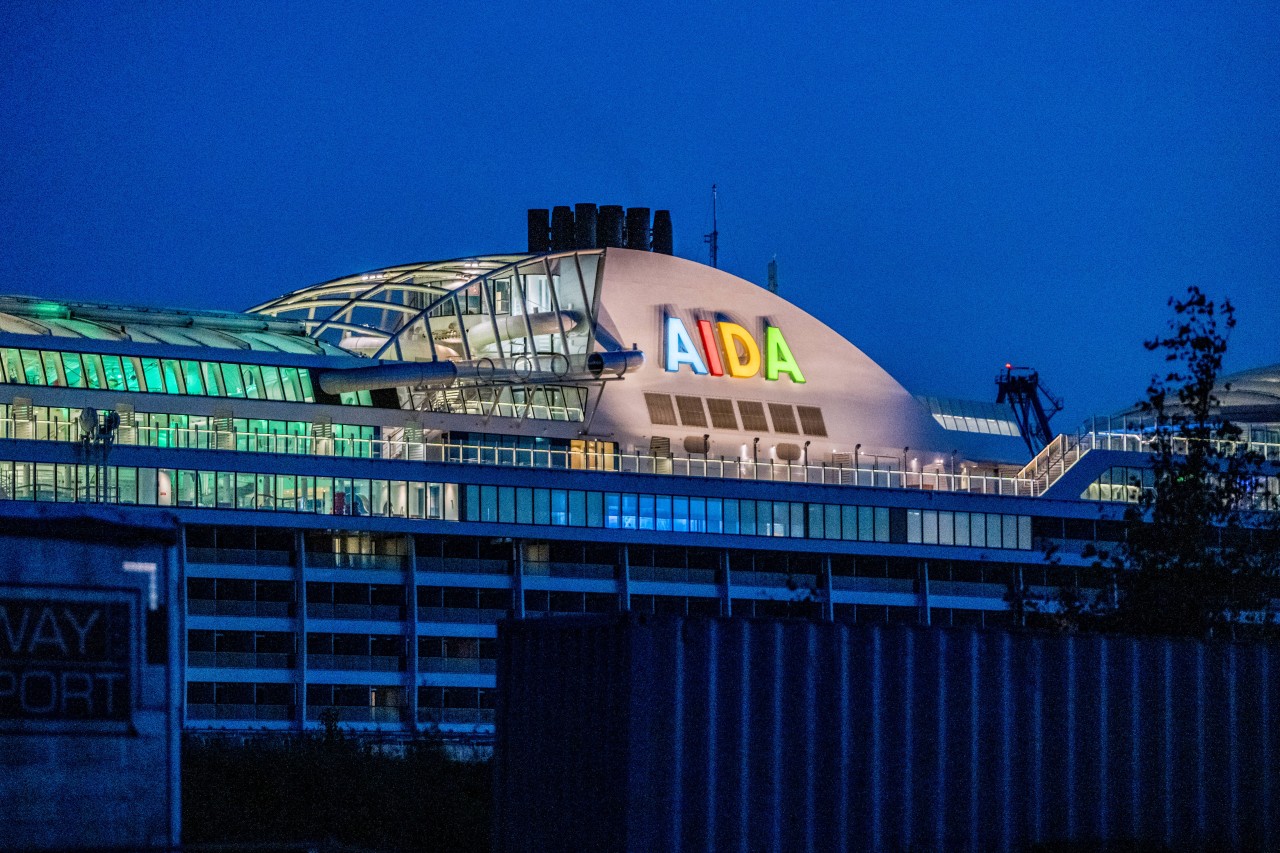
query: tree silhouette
[{"left": 1097, "top": 287, "right": 1279, "bottom": 638}]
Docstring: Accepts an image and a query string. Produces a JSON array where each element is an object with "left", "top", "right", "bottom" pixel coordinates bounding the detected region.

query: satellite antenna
[{"left": 703, "top": 184, "right": 719, "bottom": 268}]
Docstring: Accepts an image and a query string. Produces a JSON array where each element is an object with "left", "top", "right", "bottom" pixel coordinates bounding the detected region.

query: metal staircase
[{"left": 1018, "top": 432, "right": 1091, "bottom": 495}]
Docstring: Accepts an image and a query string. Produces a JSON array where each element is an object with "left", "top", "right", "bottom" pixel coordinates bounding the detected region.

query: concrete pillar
[
  {"left": 405, "top": 534, "right": 418, "bottom": 730},
  {"left": 295, "top": 531, "right": 308, "bottom": 730},
  {"left": 178, "top": 526, "right": 189, "bottom": 727},
  {"left": 513, "top": 540, "right": 526, "bottom": 618},
  {"left": 822, "top": 555, "right": 835, "bottom": 621},
  {"left": 721, "top": 550, "right": 733, "bottom": 617},
  {"left": 918, "top": 559, "right": 931, "bottom": 626},
  {"left": 619, "top": 543, "right": 631, "bottom": 611}
]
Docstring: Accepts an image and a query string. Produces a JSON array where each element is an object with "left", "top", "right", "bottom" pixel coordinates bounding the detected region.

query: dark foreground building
[
  {"left": 0, "top": 502, "right": 181, "bottom": 851},
  {"left": 496, "top": 614, "right": 1280, "bottom": 853},
  {"left": 0, "top": 222, "right": 1274, "bottom": 740}
]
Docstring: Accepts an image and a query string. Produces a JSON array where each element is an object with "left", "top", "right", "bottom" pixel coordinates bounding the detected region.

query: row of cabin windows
[
  {"left": 0, "top": 403, "right": 377, "bottom": 457},
  {"left": 465, "top": 484, "right": 1033, "bottom": 551},
  {"left": 0, "top": 346, "right": 352, "bottom": 402},
  {"left": 0, "top": 459, "right": 456, "bottom": 519},
  {"left": 188, "top": 631, "right": 498, "bottom": 661},
  {"left": 185, "top": 558, "right": 1122, "bottom": 617}
]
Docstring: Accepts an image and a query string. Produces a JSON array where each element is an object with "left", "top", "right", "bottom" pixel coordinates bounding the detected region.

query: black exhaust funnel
[
  {"left": 651, "top": 210, "right": 673, "bottom": 255},
  {"left": 527, "top": 209, "right": 550, "bottom": 254},
  {"left": 550, "top": 206, "right": 575, "bottom": 252},
  {"left": 598, "top": 205, "right": 625, "bottom": 247},
  {"left": 625, "top": 207, "right": 650, "bottom": 250},
  {"left": 574, "top": 203, "right": 598, "bottom": 249}
]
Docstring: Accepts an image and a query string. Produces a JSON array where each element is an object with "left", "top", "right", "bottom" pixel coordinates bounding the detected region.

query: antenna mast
[
  {"left": 703, "top": 184, "right": 719, "bottom": 268},
  {"left": 767, "top": 255, "right": 778, "bottom": 293}
]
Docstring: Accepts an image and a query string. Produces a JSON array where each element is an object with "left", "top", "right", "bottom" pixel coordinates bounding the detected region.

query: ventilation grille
[
  {"left": 706, "top": 398, "right": 739, "bottom": 430},
  {"left": 674, "top": 395, "right": 707, "bottom": 428},
  {"left": 830, "top": 452, "right": 855, "bottom": 484},
  {"left": 737, "top": 400, "right": 769, "bottom": 432},
  {"left": 796, "top": 405, "right": 827, "bottom": 437},
  {"left": 644, "top": 393, "right": 678, "bottom": 426},
  {"left": 768, "top": 403, "right": 799, "bottom": 434},
  {"left": 641, "top": 394, "right": 828, "bottom": 438}
]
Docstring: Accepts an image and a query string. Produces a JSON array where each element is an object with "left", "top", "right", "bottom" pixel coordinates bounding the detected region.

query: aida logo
[{"left": 663, "top": 317, "right": 805, "bottom": 383}]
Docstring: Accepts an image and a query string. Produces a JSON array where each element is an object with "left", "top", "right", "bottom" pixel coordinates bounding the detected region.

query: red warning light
[{"left": 1005, "top": 363, "right": 1012, "bottom": 370}]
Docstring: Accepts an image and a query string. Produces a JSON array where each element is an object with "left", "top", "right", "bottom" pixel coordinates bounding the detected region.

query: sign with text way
[{"left": 0, "top": 590, "right": 132, "bottom": 728}]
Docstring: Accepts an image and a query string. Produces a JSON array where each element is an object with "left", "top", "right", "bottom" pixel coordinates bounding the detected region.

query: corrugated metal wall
[{"left": 495, "top": 615, "right": 1279, "bottom": 853}]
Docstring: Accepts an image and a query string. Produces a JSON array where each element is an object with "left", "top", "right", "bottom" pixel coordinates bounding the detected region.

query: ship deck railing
[{"left": 6, "top": 414, "right": 1275, "bottom": 499}]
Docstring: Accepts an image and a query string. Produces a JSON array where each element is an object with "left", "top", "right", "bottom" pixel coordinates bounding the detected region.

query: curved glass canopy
[
  {"left": 250, "top": 252, "right": 608, "bottom": 422},
  {"left": 249, "top": 251, "right": 604, "bottom": 373}
]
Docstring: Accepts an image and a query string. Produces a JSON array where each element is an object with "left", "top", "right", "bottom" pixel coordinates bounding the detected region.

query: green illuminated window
[
  {"left": 20, "top": 351, "right": 42, "bottom": 385},
  {"left": 82, "top": 354, "right": 105, "bottom": 389},
  {"left": 140, "top": 358, "right": 164, "bottom": 393},
  {"left": 121, "top": 358, "right": 142, "bottom": 392},
  {"left": 260, "top": 366, "right": 283, "bottom": 401},
  {"left": 279, "top": 367, "right": 301, "bottom": 401},
  {"left": 40, "top": 352, "right": 62, "bottom": 386},
  {"left": 62, "top": 353, "right": 84, "bottom": 388},
  {"left": 201, "top": 362, "right": 224, "bottom": 396},
  {"left": 220, "top": 363, "right": 245, "bottom": 397},
  {"left": 1, "top": 350, "right": 22, "bottom": 384},
  {"left": 181, "top": 361, "right": 205, "bottom": 395},
  {"left": 161, "top": 360, "right": 184, "bottom": 394},
  {"left": 101, "top": 356, "right": 126, "bottom": 391},
  {"left": 0, "top": 347, "right": 329, "bottom": 409},
  {"left": 241, "top": 364, "right": 263, "bottom": 399},
  {"left": 236, "top": 473, "right": 254, "bottom": 509}
]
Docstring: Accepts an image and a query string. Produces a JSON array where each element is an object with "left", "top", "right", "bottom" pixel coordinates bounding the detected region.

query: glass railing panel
[
  {"left": 543, "top": 562, "right": 614, "bottom": 580},
  {"left": 306, "top": 706, "right": 406, "bottom": 723},
  {"left": 415, "top": 557, "right": 509, "bottom": 575},
  {"left": 416, "top": 606, "right": 507, "bottom": 624},
  {"left": 830, "top": 576, "right": 915, "bottom": 593},
  {"left": 419, "top": 657, "right": 497, "bottom": 674},
  {"left": 417, "top": 708, "right": 494, "bottom": 725},
  {"left": 629, "top": 566, "right": 716, "bottom": 585}
]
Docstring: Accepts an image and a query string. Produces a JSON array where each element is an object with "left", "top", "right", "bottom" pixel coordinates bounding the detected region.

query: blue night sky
[{"left": 1, "top": 2, "right": 1275, "bottom": 427}]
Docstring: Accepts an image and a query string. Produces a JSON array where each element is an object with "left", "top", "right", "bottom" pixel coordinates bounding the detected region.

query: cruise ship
[{"left": 0, "top": 205, "right": 1275, "bottom": 738}]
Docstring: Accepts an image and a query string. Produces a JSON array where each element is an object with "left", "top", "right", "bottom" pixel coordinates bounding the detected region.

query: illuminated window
[
  {"left": 140, "top": 358, "right": 164, "bottom": 393},
  {"left": 62, "top": 353, "right": 84, "bottom": 388},
  {"left": 1, "top": 350, "right": 22, "bottom": 384},
  {"left": 241, "top": 364, "right": 263, "bottom": 399},
  {"left": 20, "top": 351, "right": 42, "bottom": 385},
  {"left": 40, "top": 351, "right": 62, "bottom": 386},
  {"left": 119, "top": 358, "right": 141, "bottom": 391},
  {"left": 182, "top": 361, "right": 205, "bottom": 395},
  {"left": 260, "top": 366, "right": 283, "bottom": 401},
  {"left": 202, "top": 362, "right": 224, "bottom": 396},
  {"left": 220, "top": 363, "right": 245, "bottom": 397},
  {"left": 161, "top": 359, "right": 184, "bottom": 394},
  {"left": 83, "top": 354, "right": 105, "bottom": 389}
]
